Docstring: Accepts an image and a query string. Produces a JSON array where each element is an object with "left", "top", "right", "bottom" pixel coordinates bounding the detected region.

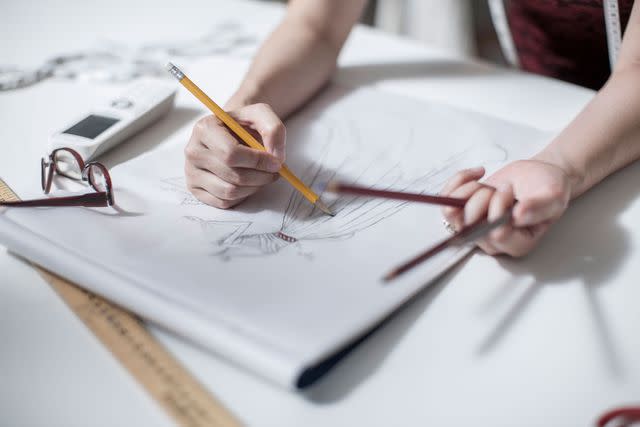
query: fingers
[
  {"left": 440, "top": 167, "right": 486, "bottom": 230},
  {"left": 475, "top": 183, "right": 523, "bottom": 256},
  {"left": 479, "top": 184, "right": 553, "bottom": 257},
  {"left": 439, "top": 160, "right": 569, "bottom": 258},
  {"left": 187, "top": 143, "right": 278, "bottom": 186},
  {"left": 189, "top": 188, "right": 248, "bottom": 210},
  {"left": 443, "top": 180, "right": 487, "bottom": 230},
  {"left": 487, "top": 183, "right": 515, "bottom": 242},
  {"left": 185, "top": 109, "right": 286, "bottom": 209},
  {"left": 192, "top": 116, "right": 282, "bottom": 172},
  {"left": 185, "top": 166, "right": 264, "bottom": 209},
  {"left": 513, "top": 194, "right": 568, "bottom": 227},
  {"left": 440, "top": 166, "right": 485, "bottom": 196},
  {"left": 463, "top": 186, "right": 494, "bottom": 225},
  {"left": 486, "top": 222, "right": 551, "bottom": 257},
  {"left": 229, "top": 103, "right": 287, "bottom": 162}
]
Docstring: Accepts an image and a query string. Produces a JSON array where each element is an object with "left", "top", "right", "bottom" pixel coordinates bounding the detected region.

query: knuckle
[
  {"left": 193, "top": 120, "right": 206, "bottom": 136},
  {"left": 194, "top": 115, "right": 220, "bottom": 136},
  {"left": 217, "top": 198, "right": 236, "bottom": 209},
  {"left": 454, "top": 170, "right": 468, "bottom": 181},
  {"left": 264, "top": 121, "right": 284, "bottom": 136},
  {"left": 184, "top": 143, "right": 199, "bottom": 161},
  {"left": 192, "top": 190, "right": 214, "bottom": 207},
  {"left": 200, "top": 194, "right": 216, "bottom": 207},
  {"left": 220, "top": 182, "right": 240, "bottom": 200},
  {"left": 226, "top": 169, "right": 244, "bottom": 185},
  {"left": 202, "top": 114, "right": 220, "bottom": 127},
  {"left": 219, "top": 145, "right": 238, "bottom": 165},
  {"left": 193, "top": 117, "right": 209, "bottom": 135}
]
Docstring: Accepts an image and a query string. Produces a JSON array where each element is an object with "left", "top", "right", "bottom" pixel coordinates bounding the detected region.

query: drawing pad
[{"left": 0, "top": 85, "right": 551, "bottom": 389}]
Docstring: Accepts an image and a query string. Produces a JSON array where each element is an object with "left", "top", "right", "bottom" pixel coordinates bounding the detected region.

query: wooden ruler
[{"left": 0, "top": 178, "right": 243, "bottom": 427}]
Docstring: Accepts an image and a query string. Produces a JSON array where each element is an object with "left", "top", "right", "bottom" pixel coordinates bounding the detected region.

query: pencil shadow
[
  {"left": 474, "top": 160, "right": 640, "bottom": 378},
  {"left": 99, "top": 106, "right": 202, "bottom": 169},
  {"left": 303, "top": 251, "right": 473, "bottom": 404}
]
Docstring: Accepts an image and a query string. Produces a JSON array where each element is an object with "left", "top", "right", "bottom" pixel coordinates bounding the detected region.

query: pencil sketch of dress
[
  {"left": 158, "top": 94, "right": 513, "bottom": 261},
  {"left": 181, "top": 144, "right": 507, "bottom": 260}
]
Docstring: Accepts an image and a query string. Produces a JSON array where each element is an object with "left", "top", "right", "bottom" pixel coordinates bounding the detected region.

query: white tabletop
[{"left": 1, "top": 1, "right": 639, "bottom": 426}]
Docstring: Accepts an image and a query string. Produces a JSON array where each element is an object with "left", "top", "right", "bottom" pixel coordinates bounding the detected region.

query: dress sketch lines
[
  {"left": 160, "top": 176, "right": 204, "bottom": 206},
  {"left": 181, "top": 142, "right": 508, "bottom": 261},
  {"left": 158, "top": 101, "right": 511, "bottom": 261}
]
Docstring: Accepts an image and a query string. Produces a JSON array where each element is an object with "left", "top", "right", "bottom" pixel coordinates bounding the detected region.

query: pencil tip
[
  {"left": 315, "top": 199, "right": 335, "bottom": 217},
  {"left": 382, "top": 271, "right": 397, "bottom": 282}
]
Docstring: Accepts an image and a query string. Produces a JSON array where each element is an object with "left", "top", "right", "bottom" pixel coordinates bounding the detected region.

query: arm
[
  {"left": 441, "top": 2, "right": 640, "bottom": 256},
  {"left": 184, "top": 0, "right": 366, "bottom": 209},
  {"left": 227, "top": 0, "right": 368, "bottom": 117},
  {"left": 535, "top": 2, "right": 640, "bottom": 198}
]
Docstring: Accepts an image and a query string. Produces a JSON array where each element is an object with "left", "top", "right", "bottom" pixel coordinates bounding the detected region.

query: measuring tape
[
  {"left": 0, "top": 178, "right": 243, "bottom": 427},
  {"left": 603, "top": 0, "right": 623, "bottom": 68},
  {"left": 488, "top": 0, "right": 623, "bottom": 70}
]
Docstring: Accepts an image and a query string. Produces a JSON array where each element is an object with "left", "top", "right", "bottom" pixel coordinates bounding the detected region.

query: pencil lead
[
  {"left": 382, "top": 270, "right": 397, "bottom": 283},
  {"left": 315, "top": 199, "right": 335, "bottom": 217}
]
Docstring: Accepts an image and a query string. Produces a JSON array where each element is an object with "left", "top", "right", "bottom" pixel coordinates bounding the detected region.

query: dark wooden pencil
[
  {"left": 383, "top": 211, "right": 512, "bottom": 282},
  {"left": 327, "top": 182, "right": 467, "bottom": 208}
]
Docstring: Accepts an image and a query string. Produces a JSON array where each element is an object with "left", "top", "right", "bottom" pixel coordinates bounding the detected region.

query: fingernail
[{"left": 266, "top": 157, "right": 282, "bottom": 172}]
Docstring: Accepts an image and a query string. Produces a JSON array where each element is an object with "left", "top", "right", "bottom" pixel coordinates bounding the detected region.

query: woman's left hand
[{"left": 440, "top": 159, "right": 572, "bottom": 257}]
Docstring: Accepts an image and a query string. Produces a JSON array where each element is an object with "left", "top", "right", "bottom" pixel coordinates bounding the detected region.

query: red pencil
[
  {"left": 327, "top": 182, "right": 466, "bottom": 208},
  {"left": 383, "top": 211, "right": 512, "bottom": 282}
]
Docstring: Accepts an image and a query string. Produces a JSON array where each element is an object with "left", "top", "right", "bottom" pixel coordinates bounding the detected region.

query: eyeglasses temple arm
[{"left": 0, "top": 192, "right": 109, "bottom": 208}]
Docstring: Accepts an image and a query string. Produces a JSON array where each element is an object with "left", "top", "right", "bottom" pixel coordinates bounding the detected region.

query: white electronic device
[{"left": 49, "top": 79, "right": 177, "bottom": 160}]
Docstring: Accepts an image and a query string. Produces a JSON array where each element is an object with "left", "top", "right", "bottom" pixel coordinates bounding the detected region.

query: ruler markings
[{"left": 0, "top": 178, "right": 243, "bottom": 427}]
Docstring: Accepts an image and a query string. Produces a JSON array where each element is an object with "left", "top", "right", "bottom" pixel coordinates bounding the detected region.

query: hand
[
  {"left": 440, "top": 160, "right": 572, "bottom": 257},
  {"left": 184, "top": 103, "right": 286, "bottom": 209}
]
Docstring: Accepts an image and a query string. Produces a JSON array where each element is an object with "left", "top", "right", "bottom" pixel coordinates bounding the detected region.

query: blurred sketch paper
[{"left": 0, "top": 85, "right": 550, "bottom": 389}]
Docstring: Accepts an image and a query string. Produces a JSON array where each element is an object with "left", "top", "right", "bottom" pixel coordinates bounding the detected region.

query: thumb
[
  {"left": 229, "top": 103, "right": 286, "bottom": 162},
  {"left": 513, "top": 196, "right": 567, "bottom": 227}
]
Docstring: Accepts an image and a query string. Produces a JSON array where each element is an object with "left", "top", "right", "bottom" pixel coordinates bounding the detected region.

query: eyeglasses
[{"left": 0, "top": 147, "right": 114, "bottom": 208}]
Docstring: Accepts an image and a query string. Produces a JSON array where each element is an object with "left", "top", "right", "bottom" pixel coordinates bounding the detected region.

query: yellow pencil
[{"left": 166, "top": 62, "right": 334, "bottom": 216}]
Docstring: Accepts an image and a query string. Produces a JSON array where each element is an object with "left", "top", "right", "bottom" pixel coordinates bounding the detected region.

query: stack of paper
[{"left": 0, "top": 85, "right": 550, "bottom": 389}]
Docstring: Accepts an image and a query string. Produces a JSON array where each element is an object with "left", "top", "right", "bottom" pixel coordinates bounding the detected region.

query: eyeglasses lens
[
  {"left": 54, "top": 150, "right": 83, "bottom": 180},
  {"left": 90, "top": 166, "right": 107, "bottom": 192}
]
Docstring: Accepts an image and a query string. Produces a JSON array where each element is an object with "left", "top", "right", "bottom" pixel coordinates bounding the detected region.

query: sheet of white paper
[{"left": 0, "top": 85, "right": 551, "bottom": 389}]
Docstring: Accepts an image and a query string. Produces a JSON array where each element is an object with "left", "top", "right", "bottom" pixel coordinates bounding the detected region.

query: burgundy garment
[{"left": 506, "top": 0, "right": 634, "bottom": 89}]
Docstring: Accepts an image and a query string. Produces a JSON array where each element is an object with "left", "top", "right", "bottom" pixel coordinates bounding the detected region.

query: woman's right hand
[{"left": 184, "top": 103, "right": 286, "bottom": 209}]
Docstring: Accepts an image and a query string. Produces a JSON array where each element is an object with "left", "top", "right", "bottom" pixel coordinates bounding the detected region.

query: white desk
[{"left": 1, "top": 1, "right": 639, "bottom": 426}]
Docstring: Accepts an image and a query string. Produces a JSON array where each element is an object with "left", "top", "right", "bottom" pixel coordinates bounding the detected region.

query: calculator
[{"left": 49, "top": 79, "right": 177, "bottom": 160}]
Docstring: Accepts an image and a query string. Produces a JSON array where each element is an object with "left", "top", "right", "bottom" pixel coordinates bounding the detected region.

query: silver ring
[{"left": 442, "top": 219, "right": 457, "bottom": 235}]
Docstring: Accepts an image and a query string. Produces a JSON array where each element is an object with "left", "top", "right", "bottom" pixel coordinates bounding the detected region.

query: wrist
[
  {"left": 224, "top": 79, "right": 263, "bottom": 111},
  {"left": 532, "top": 145, "right": 586, "bottom": 198}
]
